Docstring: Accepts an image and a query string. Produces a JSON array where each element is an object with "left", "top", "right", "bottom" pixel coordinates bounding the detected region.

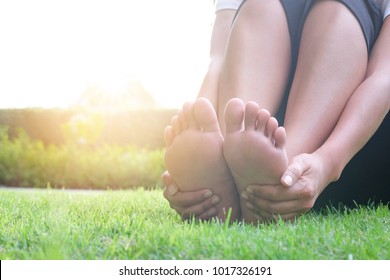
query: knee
[
  {"left": 312, "top": 0, "right": 364, "bottom": 32},
  {"left": 306, "top": 0, "right": 367, "bottom": 56},
  {"left": 238, "top": 0, "right": 284, "bottom": 22}
]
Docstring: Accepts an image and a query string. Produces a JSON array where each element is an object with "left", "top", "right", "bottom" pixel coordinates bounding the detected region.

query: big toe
[
  {"left": 193, "top": 97, "right": 220, "bottom": 132},
  {"left": 244, "top": 102, "right": 259, "bottom": 131},
  {"left": 183, "top": 101, "right": 197, "bottom": 129},
  {"left": 224, "top": 98, "right": 245, "bottom": 134}
]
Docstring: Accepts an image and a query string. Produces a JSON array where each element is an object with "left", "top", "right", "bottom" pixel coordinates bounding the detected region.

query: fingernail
[
  {"left": 203, "top": 190, "right": 213, "bottom": 199},
  {"left": 241, "top": 193, "right": 249, "bottom": 200},
  {"left": 168, "top": 184, "right": 178, "bottom": 195},
  {"left": 283, "top": 175, "right": 293, "bottom": 186},
  {"left": 211, "top": 196, "right": 220, "bottom": 205},
  {"left": 247, "top": 187, "right": 254, "bottom": 194}
]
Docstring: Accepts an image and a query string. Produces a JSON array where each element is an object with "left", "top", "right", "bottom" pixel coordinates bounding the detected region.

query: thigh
[
  {"left": 274, "top": 0, "right": 383, "bottom": 124},
  {"left": 281, "top": 0, "right": 383, "bottom": 73},
  {"left": 274, "top": 0, "right": 316, "bottom": 123},
  {"left": 218, "top": 0, "right": 292, "bottom": 129},
  {"left": 338, "top": 0, "right": 383, "bottom": 50}
]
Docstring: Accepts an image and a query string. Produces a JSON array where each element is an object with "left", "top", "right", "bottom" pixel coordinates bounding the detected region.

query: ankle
[{"left": 313, "top": 147, "right": 343, "bottom": 183}]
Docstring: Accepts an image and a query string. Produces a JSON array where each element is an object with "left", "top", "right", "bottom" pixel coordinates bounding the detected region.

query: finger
[
  {"left": 161, "top": 171, "right": 221, "bottom": 215},
  {"left": 163, "top": 185, "right": 179, "bottom": 200},
  {"left": 281, "top": 156, "right": 308, "bottom": 187},
  {"left": 162, "top": 171, "right": 216, "bottom": 203},
  {"left": 246, "top": 185, "right": 303, "bottom": 202},
  {"left": 244, "top": 191, "right": 303, "bottom": 215},
  {"left": 244, "top": 205, "right": 273, "bottom": 222},
  {"left": 243, "top": 207, "right": 286, "bottom": 224},
  {"left": 161, "top": 170, "right": 174, "bottom": 187},
  {"left": 164, "top": 187, "right": 217, "bottom": 207},
  {"left": 179, "top": 196, "right": 220, "bottom": 219},
  {"left": 161, "top": 171, "right": 178, "bottom": 196},
  {"left": 194, "top": 207, "right": 219, "bottom": 221}
]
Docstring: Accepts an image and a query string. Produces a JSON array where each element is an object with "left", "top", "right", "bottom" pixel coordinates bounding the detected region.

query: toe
[
  {"left": 273, "top": 127, "right": 287, "bottom": 149},
  {"left": 164, "top": 126, "right": 175, "bottom": 147},
  {"left": 193, "top": 98, "right": 220, "bottom": 132},
  {"left": 256, "top": 109, "right": 271, "bottom": 133},
  {"left": 183, "top": 101, "right": 198, "bottom": 129},
  {"left": 224, "top": 98, "right": 244, "bottom": 134},
  {"left": 171, "top": 115, "right": 181, "bottom": 136},
  {"left": 178, "top": 110, "right": 188, "bottom": 130},
  {"left": 266, "top": 117, "right": 278, "bottom": 138},
  {"left": 244, "top": 102, "right": 259, "bottom": 131}
]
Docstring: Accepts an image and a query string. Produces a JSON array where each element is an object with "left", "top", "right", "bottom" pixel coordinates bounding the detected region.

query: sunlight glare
[{"left": 0, "top": 0, "right": 214, "bottom": 109}]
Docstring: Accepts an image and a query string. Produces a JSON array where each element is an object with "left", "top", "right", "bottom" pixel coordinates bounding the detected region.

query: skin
[
  {"left": 223, "top": 98, "right": 289, "bottom": 223},
  {"left": 164, "top": 98, "right": 240, "bottom": 221},
  {"left": 163, "top": 1, "right": 390, "bottom": 222}
]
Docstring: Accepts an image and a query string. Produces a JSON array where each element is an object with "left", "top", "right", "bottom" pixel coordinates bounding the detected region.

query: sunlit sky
[{"left": 0, "top": 0, "right": 214, "bottom": 109}]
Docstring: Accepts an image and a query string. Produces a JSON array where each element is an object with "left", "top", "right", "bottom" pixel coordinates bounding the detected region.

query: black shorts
[
  {"left": 237, "top": 0, "right": 383, "bottom": 64},
  {"left": 272, "top": 0, "right": 383, "bottom": 123},
  {"left": 281, "top": 0, "right": 382, "bottom": 62}
]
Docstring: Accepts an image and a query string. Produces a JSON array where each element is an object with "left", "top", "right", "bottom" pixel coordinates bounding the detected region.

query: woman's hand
[
  {"left": 162, "top": 171, "right": 220, "bottom": 220},
  {"left": 242, "top": 152, "right": 335, "bottom": 222}
]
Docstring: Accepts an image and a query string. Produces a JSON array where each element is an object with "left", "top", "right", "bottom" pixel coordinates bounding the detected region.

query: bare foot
[
  {"left": 164, "top": 98, "right": 240, "bottom": 221},
  {"left": 223, "top": 98, "right": 288, "bottom": 223}
]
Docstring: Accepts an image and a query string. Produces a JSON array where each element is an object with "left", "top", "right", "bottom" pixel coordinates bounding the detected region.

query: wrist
[{"left": 313, "top": 146, "right": 345, "bottom": 183}]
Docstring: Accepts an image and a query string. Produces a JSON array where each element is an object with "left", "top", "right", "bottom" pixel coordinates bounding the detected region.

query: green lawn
[{"left": 0, "top": 188, "right": 389, "bottom": 260}]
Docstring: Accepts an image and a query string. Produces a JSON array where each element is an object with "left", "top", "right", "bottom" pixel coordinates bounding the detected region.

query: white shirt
[
  {"left": 377, "top": 0, "right": 390, "bottom": 18},
  {"left": 215, "top": 0, "right": 390, "bottom": 19}
]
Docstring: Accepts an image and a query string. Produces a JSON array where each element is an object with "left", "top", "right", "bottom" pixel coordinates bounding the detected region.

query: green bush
[
  {"left": 0, "top": 127, "right": 165, "bottom": 189},
  {"left": 0, "top": 108, "right": 177, "bottom": 149}
]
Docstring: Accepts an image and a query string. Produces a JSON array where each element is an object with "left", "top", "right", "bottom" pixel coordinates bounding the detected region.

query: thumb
[
  {"left": 161, "top": 171, "right": 178, "bottom": 196},
  {"left": 281, "top": 157, "right": 306, "bottom": 187},
  {"left": 162, "top": 170, "right": 173, "bottom": 186}
]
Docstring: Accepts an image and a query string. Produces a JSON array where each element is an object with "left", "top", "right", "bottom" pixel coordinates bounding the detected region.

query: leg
[
  {"left": 224, "top": 99, "right": 289, "bottom": 223},
  {"left": 224, "top": 0, "right": 368, "bottom": 222},
  {"left": 217, "top": 0, "right": 291, "bottom": 134},
  {"left": 217, "top": 0, "right": 292, "bottom": 223},
  {"left": 284, "top": 0, "right": 368, "bottom": 159},
  {"left": 164, "top": 0, "right": 292, "bottom": 222}
]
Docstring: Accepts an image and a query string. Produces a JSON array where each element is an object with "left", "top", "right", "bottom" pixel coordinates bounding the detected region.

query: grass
[
  {"left": 0, "top": 127, "right": 165, "bottom": 189},
  {"left": 0, "top": 188, "right": 389, "bottom": 260}
]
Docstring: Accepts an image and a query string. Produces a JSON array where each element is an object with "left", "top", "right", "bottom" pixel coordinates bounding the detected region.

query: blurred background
[{"left": 0, "top": 0, "right": 215, "bottom": 189}]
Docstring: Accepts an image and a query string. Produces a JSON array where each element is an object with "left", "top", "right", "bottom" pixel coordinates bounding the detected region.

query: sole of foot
[
  {"left": 223, "top": 98, "right": 288, "bottom": 223},
  {"left": 164, "top": 98, "right": 240, "bottom": 221}
]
